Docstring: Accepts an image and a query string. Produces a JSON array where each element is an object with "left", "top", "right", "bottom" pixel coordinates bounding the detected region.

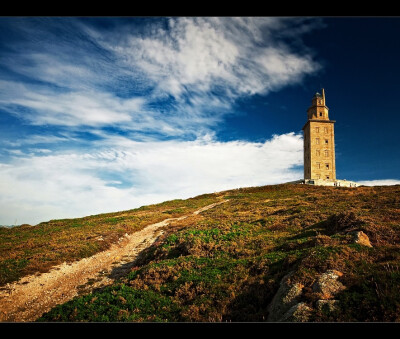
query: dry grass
[{"left": 0, "top": 194, "right": 221, "bottom": 286}]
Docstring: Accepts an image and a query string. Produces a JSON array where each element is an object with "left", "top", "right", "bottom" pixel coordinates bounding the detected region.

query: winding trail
[{"left": 0, "top": 200, "right": 228, "bottom": 322}]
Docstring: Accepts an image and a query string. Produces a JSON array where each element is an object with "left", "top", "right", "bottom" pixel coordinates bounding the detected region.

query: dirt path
[{"left": 0, "top": 200, "right": 228, "bottom": 322}]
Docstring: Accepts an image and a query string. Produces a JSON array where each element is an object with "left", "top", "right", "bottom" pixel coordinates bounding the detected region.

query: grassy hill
[
  {"left": 2, "top": 183, "right": 400, "bottom": 322},
  {"left": 0, "top": 194, "right": 220, "bottom": 286}
]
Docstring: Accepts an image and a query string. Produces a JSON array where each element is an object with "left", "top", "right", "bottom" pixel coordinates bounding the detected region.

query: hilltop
[{"left": 1, "top": 183, "right": 400, "bottom": 322}]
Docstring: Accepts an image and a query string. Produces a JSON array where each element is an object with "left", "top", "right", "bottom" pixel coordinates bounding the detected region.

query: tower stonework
[{"left": 302, "top": 89, "right": 336, "bottom": 181}]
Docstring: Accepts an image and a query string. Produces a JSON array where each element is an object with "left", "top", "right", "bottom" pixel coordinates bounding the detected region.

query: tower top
[
  {"left": 312, "top": 88, "right": 325, "bottom": 104},
  {"left": 307, "top": 88, "right": 330, "bottom": 121}
]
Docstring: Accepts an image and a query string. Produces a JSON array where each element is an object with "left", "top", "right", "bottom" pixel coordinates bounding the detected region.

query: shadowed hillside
[{"left": 2, "top": 183, "right": 400, "bottom": 322}]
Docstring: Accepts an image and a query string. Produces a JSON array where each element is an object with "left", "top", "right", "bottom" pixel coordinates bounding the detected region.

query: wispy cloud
[
  {"left": 0, "top": 17, "right": 321, "bottom": 138},
  {"left": 96, "top": 17, "right": 321, "bottom": 100},
  {"left": 0, "top": 81, "right": 144, "bottom": 126}
]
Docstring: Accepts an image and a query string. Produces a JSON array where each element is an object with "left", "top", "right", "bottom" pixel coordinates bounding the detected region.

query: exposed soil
[{"left": 0, "top": 200, "right": 227, "bottom": 322}]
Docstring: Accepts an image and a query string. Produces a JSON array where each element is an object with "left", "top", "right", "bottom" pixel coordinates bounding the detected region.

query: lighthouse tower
[{"left": 302, "top": 89, "right": 336, "bottom": 181}]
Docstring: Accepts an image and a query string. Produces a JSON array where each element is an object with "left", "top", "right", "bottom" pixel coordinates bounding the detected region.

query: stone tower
[{"left": 302, "top": 89, "right": 336, "bottom": 181}]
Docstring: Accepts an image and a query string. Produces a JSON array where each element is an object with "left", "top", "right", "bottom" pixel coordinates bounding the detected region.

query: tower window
[
  {"left": 324, "top": 127, "right": 328, "bottom": 133},
  {"left": 325, "top": 163, "right": 329, "bottom": 170},
  {"left": 316, "top": 150, "right": 320, "bottom": 156},
  {"left": 316, "top": 162, "right": 320, "bottom": 169},
  {"left": 316, "top": 174, "right": 321, "bottom": 179},
  {"left": 326, "top": 175, "right": 330, "bottom": 179},
  {"left": 316, "top": 138, "right": 320, "bottom": 145},
  {"left": 319, "top": 112, "right": 323, "bottom": 117},
  {"left": 325, "top": 139, "right": 329, "bottom": 144},
  {"left": 315, "top": 127, "right": 319, "bottom": 133},
  {"left": 324, "top": 150, "right": 329, "bottom": 157}
]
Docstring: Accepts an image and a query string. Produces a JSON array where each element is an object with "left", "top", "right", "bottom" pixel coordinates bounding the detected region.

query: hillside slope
[
  {"left": 2, "top": 183, "right": 400, "bottom": 322},
  {"left": 0, "top": 200, "right": 228, "bottom": 322},
  {"left": 0, "top": 193, "right": 221, "bottom": 287}
]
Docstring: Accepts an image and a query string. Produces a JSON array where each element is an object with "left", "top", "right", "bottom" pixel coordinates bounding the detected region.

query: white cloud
[
  {"left": 29, "top": 149, "right": 52, "bottom": 154},
  {"left": 7, "top": 149, "right": 24, "bottom": 155},
  {"left": 0, "top": 80, "right": 144, "bottom": 127},
  {"left": 0, "top": 17, "right": 322, "bottom": 140},
  {"left": 100, "top": 17, "right": 320, "bottom": 100},
  {"left": 5, "top": 52, "right": 100, "bottom": 91},
  {"left": 357, "top": 179, "right": 400, "bottom": 186},
  {"left": 0, "top": 132, "right": 303, "bottom": 225},
  {"left": 2, "top": 134, "right": 73, "bottom": 147}
]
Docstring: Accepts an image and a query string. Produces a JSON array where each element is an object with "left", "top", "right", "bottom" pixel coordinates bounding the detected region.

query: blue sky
[{"left": 0, "top": 17, "right": 399, "bottom": 225}]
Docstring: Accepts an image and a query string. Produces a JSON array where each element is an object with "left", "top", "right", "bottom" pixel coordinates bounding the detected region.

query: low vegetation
[
  {"left": 3, "top": 183, "right": 400, "bottom": 322},
  {"left": 0, "top": 193, "right": 220, "bottom": 286}
]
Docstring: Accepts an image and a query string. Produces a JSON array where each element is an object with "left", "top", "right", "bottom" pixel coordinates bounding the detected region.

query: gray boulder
[
  {"left": 280, "top": 302, "right": 313, "bottom": 322},
  {"left": 312, "top": 270, "right": 345, "bottom": 299},
  {"left": 267, "top": 272, "right": 304, "bottom": 322}
]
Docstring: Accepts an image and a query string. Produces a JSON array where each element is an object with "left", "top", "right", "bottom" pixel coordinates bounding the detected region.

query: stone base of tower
[{"left": 303, "top": 179, "right": 358, "bottom": 187}]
